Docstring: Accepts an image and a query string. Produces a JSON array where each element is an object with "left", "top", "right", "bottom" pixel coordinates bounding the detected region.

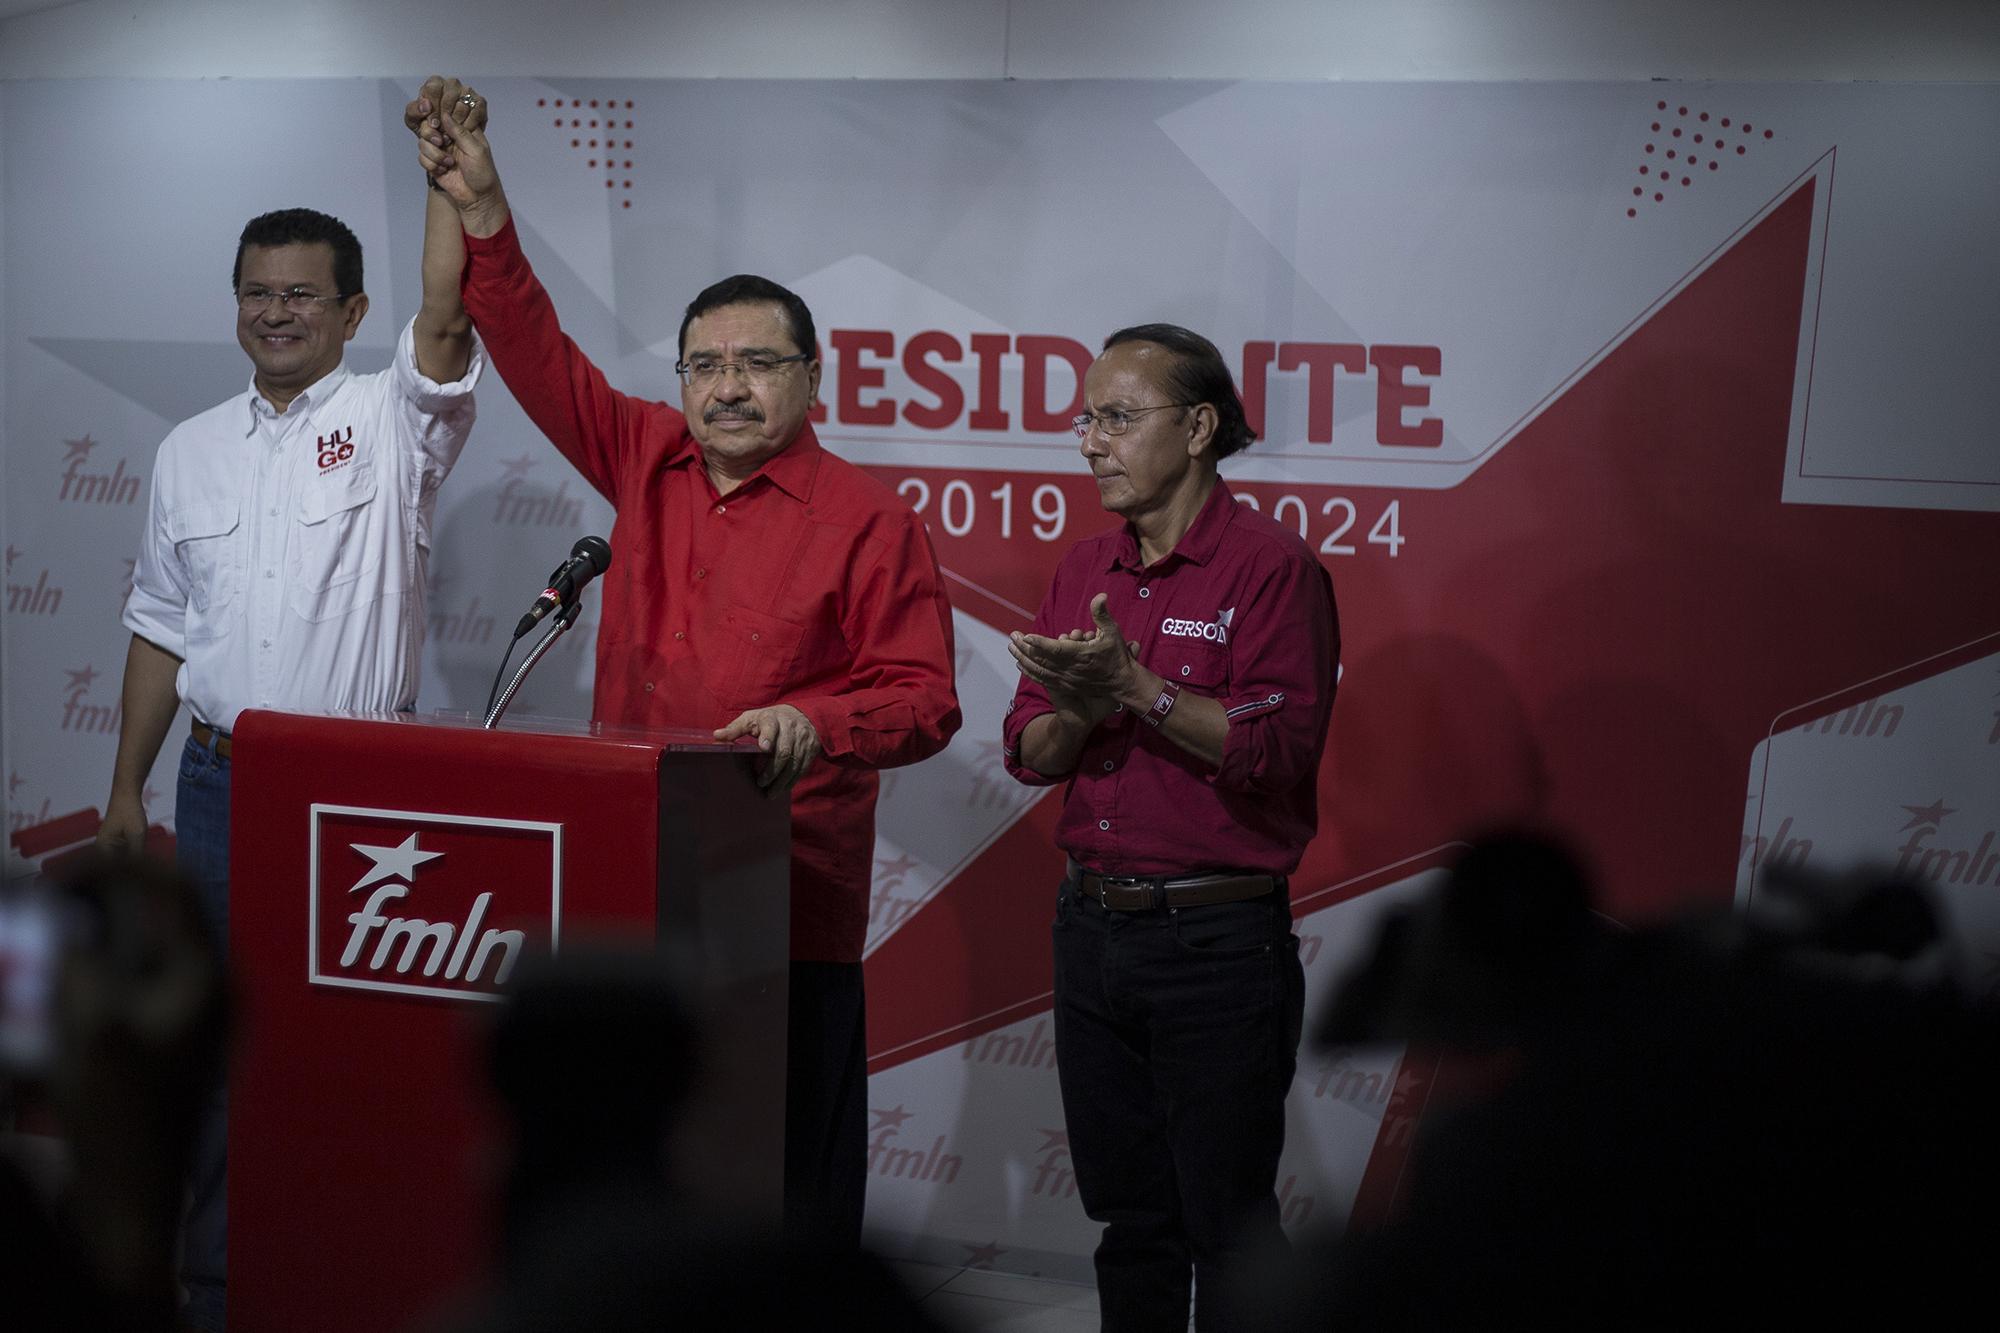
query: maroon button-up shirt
[
  {"left": 1003, "top": 480, "right": 1338, "bottom": 877},
  {"left": 463, "top": 221, "right": 960, "bottom": 961}
]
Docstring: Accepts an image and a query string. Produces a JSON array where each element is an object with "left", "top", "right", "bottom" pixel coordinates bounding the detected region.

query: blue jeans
[
  {"left": 175, "top": 731, "right": 230, "bottom": 1332},
  {"left": 1052, "top": 877, "right": 1305, "bottom": 1332}
]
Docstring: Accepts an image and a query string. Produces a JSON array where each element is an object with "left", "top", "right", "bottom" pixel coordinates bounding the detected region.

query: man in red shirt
[
  {"left": 407, "top": 80, "right": 960, "bottom": 1253},
  {"left": 1004, "top": 325, "right": 1338, "bottom": 1329}
]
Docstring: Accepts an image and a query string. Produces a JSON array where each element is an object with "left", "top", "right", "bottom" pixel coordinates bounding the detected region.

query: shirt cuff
[
  {"left": 394, "top": 317, "right": 485, "bottom": 408},
  {"left": 1001, "top": 697, "right": 1065, "bottom": 785},
  {"left": 462, "top": 215, "right": 522, "bottom": 259},
  {"left": 1209, "top": 692, "right": 1291, "bottom": 789},
  {"left": 792, "top": 696, "right": 847, "bottom": 759},
  {"left": 122, "top": 591, "right": 187, "bottom": 662}
]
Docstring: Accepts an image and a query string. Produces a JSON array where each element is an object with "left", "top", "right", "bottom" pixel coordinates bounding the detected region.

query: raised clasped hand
[{"left": 404, "top": 75, "right": 498, "bottom": 211}]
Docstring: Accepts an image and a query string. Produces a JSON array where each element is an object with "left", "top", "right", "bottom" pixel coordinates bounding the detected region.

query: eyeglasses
[
  {"left": 236, "top": 286, "right": 351, "bottom": 315},
  {"left": 1071, "top": 403, "right": 1195, "bottom": 438},
  {"left": 674, "top": 353, "right": 813, "bottom": 388}
]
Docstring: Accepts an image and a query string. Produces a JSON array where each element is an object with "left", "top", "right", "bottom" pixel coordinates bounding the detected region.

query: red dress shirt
[
  {"left": 462, "top": 220, "right": 960, "bottom": 961},
  {"left": 1003, "top": 480, "right": 1338, "bottom": 877}
]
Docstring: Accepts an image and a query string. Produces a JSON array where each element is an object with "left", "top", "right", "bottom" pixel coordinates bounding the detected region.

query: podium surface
[{"left": 228, "top": 709, "right": 789, "bottom": 1332}]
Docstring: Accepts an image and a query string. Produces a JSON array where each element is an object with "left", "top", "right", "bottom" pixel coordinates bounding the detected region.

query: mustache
[{"left": 703, "top": 404, "right": 765, "bottom": 423}]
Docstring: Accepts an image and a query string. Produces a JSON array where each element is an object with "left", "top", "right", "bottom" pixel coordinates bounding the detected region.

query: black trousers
[
  {"left": 783, "top": 959, "right": 868, "bottom": 1255},
  {"left": 1052, "top": 878, "right": 1306, "bottom": 1332}
]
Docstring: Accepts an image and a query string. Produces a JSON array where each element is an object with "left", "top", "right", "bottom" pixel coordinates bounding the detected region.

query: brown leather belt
[
  {"left": 1069, "top": 865, "right": 1280, "bottom": 911},
  {"left": 190, "top": 719, "right": 233, "bottom": 759}
]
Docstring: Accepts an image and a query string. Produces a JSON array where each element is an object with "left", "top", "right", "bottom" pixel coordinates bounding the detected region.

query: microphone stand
[{"left": 483, "top": 597, "right": 584, "bottom": 730}]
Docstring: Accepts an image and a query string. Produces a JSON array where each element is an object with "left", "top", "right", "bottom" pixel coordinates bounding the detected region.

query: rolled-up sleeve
[
  {"left": 1001, "top": 556, "right": 1081, "bottom": 787},
  {"left": 121, "top": 463, "right": 189, "bottom": 659},
  {"left": 1212, "top": 548, "right": 1339, "bottom": 793},
  {"left": 389, "top": 316, "right": 483, "bottom": 486}
]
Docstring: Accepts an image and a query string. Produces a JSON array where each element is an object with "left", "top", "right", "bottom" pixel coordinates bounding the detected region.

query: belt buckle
[{"left": 1102, "top": 875, "right": 1160, "bottom": 910}]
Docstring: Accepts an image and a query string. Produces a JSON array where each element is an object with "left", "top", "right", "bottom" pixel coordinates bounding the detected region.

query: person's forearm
[
  {"left": 1117, "top": 664, "right": 1229, "bottom": 769},
  {"left": 108, "top": 635, "right": 183, "bottom": 801},
  {"left": 1016, "top": 708, "right": 1102, "bottom": 778},
  {"left": 413, "top": 186, "right": 473, "bottom": 383},
  {"left": 458, "top": 182, "right": 511, "bottom": 239}
]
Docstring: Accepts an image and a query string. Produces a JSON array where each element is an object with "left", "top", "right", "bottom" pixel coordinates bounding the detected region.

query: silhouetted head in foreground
[
  {"left": 1252, "top": 830, "right": 1999, "bottom": 1329},
  {"left": 458, "top": 946, "right": 935, "bottom": 1333},
  {"left": 1, "top": 854, "right": 228, "bottom": 1333}
]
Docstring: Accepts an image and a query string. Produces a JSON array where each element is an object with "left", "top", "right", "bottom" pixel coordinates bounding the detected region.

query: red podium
[{"left": 227, "top": 709, "right": 789, "bottom": 1333}]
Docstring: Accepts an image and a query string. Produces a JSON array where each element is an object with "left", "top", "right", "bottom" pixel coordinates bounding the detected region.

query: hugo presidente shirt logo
[
  {"left": 309, "top": 805, "right": 563, "bottom": 1002},
  {"left": 315, "top": 426, "right": 357, "bottom": 473}
]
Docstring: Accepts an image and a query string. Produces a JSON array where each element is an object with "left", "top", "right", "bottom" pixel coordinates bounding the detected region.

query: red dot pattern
[
  {"left": 549, "top": 93, "right": 640, "bottom": 206},
  {"left": 1627, "top": 99, "right": 1773, "bottom": 218}
]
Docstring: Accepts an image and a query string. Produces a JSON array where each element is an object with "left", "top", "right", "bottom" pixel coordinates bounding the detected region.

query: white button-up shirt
[{"left": 124, "top": 318, "right": 484, "bottom": 730}]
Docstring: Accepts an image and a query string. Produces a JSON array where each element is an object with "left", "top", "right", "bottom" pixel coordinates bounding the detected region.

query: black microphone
[{"left": 514, "top": 536, "right": 612, "bottom": 639}]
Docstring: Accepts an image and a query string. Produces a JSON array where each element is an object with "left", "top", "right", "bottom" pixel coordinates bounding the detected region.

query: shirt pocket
[
  {"left": 287, "top": 468, "right": 391, "bottom": 623},
  {"left": 166, "top": 501, "right": 242, "bottom": 634},
  {"left": 708, "top": 602, "right": 808, "bottom": 711},
  {"left": 1156, "top": 640, "right": 1231, "bottom": 696}
]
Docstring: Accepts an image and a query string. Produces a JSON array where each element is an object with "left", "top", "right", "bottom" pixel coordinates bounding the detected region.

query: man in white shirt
[{"left": 95, "top": 88, "right": 487, "bottom": 1331}]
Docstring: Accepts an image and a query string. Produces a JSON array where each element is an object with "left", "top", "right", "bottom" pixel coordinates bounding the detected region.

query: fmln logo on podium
[{"left": 309, "top": 805, "right": 562, "bottom": 1002}]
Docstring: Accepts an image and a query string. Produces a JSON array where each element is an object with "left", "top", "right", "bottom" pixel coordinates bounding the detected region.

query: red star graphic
[
  {"left": 1035, "top": 1128, "right": 1068, "bottom": 1154},
  {"left": 961, "top": 1241, "right": 1006, "bottom": 1269},
  {"left": 870, "top": 1104, "right": 915, "bottom": 1132},
  {"left": 498, "top": 453, "right": 539, "bottom": 481},
  {"left": 62, "top": 434, "right": 96, "bottom": 462},
  {"left": 64, "top": 664, "right": 99, "bottom": 692},
  {"left": 3, "top": 545, "right": 19, "bottom": 573},
  {"left": 1391, "top": 1066, "right": 1428, "bottom": 1100},
  {"left": 1900, "top": 800, "right": 1956, "bottom": 831},
  {"left": 875, "top": 852, "right": 920, "bottom": 880},
  {"left": 863, "top": 178, "right": 2000, "bottom": 1079}
]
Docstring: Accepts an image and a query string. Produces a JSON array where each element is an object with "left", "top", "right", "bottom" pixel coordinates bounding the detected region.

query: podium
[{"left": 227, "top": 709, "right": 789, "bottom": 1333}]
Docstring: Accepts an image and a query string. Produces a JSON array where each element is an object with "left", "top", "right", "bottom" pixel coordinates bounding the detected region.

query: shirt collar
[
  {"left": 671, "top": 418, "right": 824, "bottom": 503},
  {"left": 242, "top": 362, "right": 352, "bottom": 434},
  {"left": 1105, "top": 476, "right": 1237, "bottom": 574}
]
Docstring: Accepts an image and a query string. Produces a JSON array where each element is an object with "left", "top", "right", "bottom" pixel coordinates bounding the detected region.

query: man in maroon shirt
[
  {"left": 1003, "top": 325, "right": 1338, "bottom": 1329},
  {"left": 407, "top": 80, "right": 960, "bottom": 1253}
]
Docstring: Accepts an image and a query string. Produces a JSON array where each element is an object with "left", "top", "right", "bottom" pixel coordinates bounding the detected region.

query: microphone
[{"left": 514, "top": 536, "right": 612, "bottom": 639}]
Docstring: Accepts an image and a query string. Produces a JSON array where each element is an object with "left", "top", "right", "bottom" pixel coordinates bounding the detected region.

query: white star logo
[{"left": 349, "top": 833, "right": 444, "bottom": 893}]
